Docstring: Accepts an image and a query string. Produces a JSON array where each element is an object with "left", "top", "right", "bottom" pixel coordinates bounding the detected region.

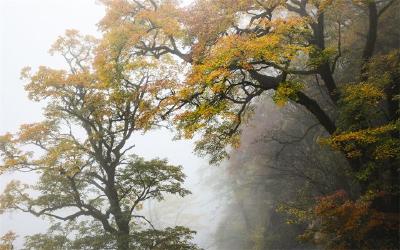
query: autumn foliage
[
  {"left": 300, "top": 190, "right": 399, "bottom": 249},
  {"left": 0, "top": 0, "right": 399, "bottom": 249}
]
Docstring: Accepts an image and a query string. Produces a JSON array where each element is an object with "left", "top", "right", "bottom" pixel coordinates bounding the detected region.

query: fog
[
  {"left": 1, "top": 0, "right": 398, "bottom": 249},
  {"left": 0, "top": 0, "right": 102, "bottom": 247},
  {"left": 0, "top": 4, "right": 352, "bottom": 246}
]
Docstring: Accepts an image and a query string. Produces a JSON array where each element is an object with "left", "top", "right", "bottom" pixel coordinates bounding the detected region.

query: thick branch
[{"left": 296, "top": 92, "right": 336, "bottom": 134}]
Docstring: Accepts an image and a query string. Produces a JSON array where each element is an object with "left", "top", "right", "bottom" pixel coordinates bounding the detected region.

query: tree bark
[
  {"left": 362, "top": 1, "right": 378, "bottom": 62},
  {"left": 360, "top": 1, "right": 378, "bottom": 80},
  {"left": 296, "top": 91, "right": 336, "bottom": 134},
  {"left": 116, "top": 230, "right": 131, "bottom": 250},
  {"left": 318, "top": 63, "right": 339, "bottom": 103},
  {"left": 311, "top": 13, "right": 339, "bottom": 104}
]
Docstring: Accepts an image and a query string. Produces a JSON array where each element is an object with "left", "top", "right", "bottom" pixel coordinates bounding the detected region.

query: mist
[{"left": 1, "top": 0, "right": 399, "bottom": 249}]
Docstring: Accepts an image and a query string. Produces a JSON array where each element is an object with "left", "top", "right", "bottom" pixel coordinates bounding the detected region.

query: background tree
[
  {"left": 206, "top": 98, "right": 353, "bottom": 250},
  {"left": 0, "top": 30, "right": 199, "bottom": 250},
  {"left": 0, "top": 231, "right": 16, "bottom": 250}
]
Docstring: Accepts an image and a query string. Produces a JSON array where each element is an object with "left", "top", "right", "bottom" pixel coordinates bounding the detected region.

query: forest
[{"left": 0, "top": 0, "right": 399, "bottom": 249}]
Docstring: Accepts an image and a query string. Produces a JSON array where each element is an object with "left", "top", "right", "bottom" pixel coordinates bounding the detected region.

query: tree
[
  {"left": 305, "top": 50, "right": 400, "bottom": 249},
  {"left": 98, "top": 0, "right": 397, "bottom": 161},
  {"left": 0, "top": 30, "right": 199, "bottom": 250},
  {"left": 0, "top": 231, "right": 16, "bottom": 250},
  {"left": 98, "top": 0, "right": 399, "bottom": 248}
]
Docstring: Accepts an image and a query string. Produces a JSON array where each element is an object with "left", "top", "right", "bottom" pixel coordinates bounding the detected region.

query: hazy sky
[{"left": 0, "top": 1, "right": 214, "bottom": 248}]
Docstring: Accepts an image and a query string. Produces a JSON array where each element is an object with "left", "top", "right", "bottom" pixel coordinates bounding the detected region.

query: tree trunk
[
  {"left": 116, "top": 230, "right": 130, "bottom": 250},
  {"left": 360, "top": 1, "right": 378, "bottom": 80},
  {"left": 104, "top": 167, "right": 131, "bottom": 249}
]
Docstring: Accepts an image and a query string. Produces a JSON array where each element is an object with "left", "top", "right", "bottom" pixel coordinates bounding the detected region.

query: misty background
[{"left": 0, "top": 0, "right": 373, "bottom": 249}]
